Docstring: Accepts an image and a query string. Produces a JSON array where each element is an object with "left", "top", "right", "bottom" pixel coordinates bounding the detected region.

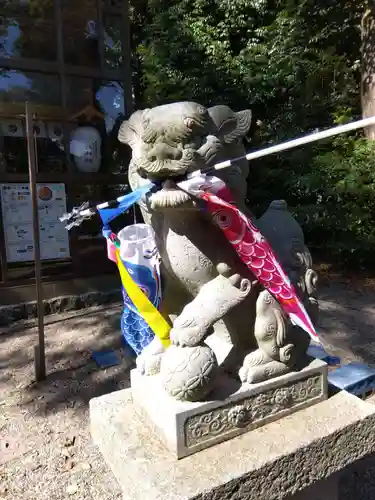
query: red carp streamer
[{"left": 178, "top": 174, "right": 319, "bottom": 342}]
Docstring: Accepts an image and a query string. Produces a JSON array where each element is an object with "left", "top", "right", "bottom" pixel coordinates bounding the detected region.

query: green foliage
[
  {"left": 297, "top": 136, "right": 375, "bottom": 267},
  {"left": 131, "top": 0, "right": 375, "bottom": 268},
  {"left": 136, "top": 0, "right": 360, "bottom": 122}
]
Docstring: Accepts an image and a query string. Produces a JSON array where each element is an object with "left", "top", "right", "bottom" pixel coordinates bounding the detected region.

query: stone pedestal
[
  {"left": 90, "top": 389, "right": 375, "bottom": 500},
  {"left": 131, "top": 358, "right": 328, "bottom": 458},
  {"left": 287, "top": 473, "right": 340, "bottom": 500}
]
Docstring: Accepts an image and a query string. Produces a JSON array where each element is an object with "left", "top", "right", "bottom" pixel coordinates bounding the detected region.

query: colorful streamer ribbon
[
  {"left": 60, "top": 183, "right": 154, "bottom": 229},
  {"left": 97, "top": 185, "right": 171, "bottom": 351},
  {"left": 115, "top": 248, "right": 171, "bottom": 348},
  {"left": 97, "top": 184, "right": 153, "bottom": 227}
]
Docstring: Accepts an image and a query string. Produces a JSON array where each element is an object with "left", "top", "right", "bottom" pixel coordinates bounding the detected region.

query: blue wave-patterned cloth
[
  {"left": 119, "top": 259, "right": 161, "bottom": 356},
  {"left": 120, "top": 306, "right": 155, "bottom": 355}
]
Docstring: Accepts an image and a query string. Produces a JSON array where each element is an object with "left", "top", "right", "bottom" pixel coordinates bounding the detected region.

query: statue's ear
[
  {"left": 117, "top": 110, "right": 145, "bottom": 147},
  {"left": 224, "top": 109, "right": 252, "bottom": 144},
  {"left": 117, "top": 120, "right": 132, "bottom": 146}
]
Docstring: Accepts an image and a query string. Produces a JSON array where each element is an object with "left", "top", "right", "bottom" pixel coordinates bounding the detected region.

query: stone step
[{"left": 90, "top": 389, "right": 375, "bottom": 500}]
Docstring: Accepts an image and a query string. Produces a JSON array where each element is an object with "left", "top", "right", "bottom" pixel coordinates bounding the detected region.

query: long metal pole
[
  {"left": 211, "top": 115, "right": 375, "bottom": 171},
  {"left": 25, "top": 102, "right": 46, "bottom": 382}
]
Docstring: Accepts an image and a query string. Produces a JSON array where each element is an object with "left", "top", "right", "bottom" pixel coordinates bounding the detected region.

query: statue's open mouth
[
  {"left": 136, "top": 138, "right": 223, "bottom": 211},
  {"left": 147, "top": 179, "right": 192, "bottom": 210}
]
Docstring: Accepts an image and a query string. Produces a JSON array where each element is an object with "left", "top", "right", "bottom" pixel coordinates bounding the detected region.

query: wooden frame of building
[{"left": 0, "top": 0, "right": 133, "bottom": 301}]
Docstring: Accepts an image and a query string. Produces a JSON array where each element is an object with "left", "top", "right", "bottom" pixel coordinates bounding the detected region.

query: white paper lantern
[{"left": 69, "top": 126, "right": 102, "bottom": 172}]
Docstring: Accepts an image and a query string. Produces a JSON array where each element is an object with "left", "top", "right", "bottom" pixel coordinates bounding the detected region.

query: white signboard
[{"left": 0, "top": 183, "right": 70, "bottom": 263}]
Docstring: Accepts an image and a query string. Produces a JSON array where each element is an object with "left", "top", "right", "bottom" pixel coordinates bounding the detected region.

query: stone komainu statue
[{"left": 118, "top": 102, "right": 319, "bottom": 402}]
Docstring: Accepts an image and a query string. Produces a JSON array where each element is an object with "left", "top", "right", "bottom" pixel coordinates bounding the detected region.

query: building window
[
  {"left": 0, "top": 0, "right": 131, "bottom": 283},
  {"left": 0, "top": 69, "right": 63, "bottom": 173},
  {"left": 0, "top": 0, "right": 130, "bottom": 177},
  {"left": 62, "top": 0, "right": 100, "bottom": 67},
  {"left": 103, "top": 15, "right": 124, "bottom": 69},
  {"left": 0, "top": 0, "right": 56, "bottom": 61}
]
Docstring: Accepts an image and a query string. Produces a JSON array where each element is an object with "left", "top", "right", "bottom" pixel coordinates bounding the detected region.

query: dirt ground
[
  {"left": 0, "top": 304, "right": 130, "bottom": 500},
  {"left": 2, "top": 277, "right": 375, "bottom": 499}
]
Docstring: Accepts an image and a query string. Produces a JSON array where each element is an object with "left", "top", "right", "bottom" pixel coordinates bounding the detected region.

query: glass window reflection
[
  {"left": 0, "top": 0, "right": 56, "bottom": 60},
  {"left": 96, "top": 80, "right": 125, "bottom": 134},
  {"left": 0, "top": 69, "right": 65, "bottom": 173},
  {"left": 96, "top": 80, "right": 127, "bottom": 174},
  {"left": 62, "top": 0, "right": 100, "bottom": 67},
  {"left": 103, "top": 15, "right": 123, "bottom": 70},
  {"left": 65, "top": 76, "right": 93, "bottom": 114},
  {"left": 65, "top": 77, "right": 126, "bottom": 173},
  {"left": 0, "top": 69, "right": 60, "bottom": 106}
]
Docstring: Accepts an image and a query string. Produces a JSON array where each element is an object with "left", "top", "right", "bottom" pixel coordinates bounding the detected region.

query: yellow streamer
[{"left": 115, "top": 249, "right": 171, "bottom": 347}]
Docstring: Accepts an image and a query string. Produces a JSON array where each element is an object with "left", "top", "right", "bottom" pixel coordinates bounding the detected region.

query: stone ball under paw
[{"left": 160, "top": 345, "right": 218, "bottom": 402}]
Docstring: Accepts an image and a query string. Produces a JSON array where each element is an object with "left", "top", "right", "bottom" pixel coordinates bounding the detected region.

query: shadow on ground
[
  {"left": 0, "top": 305, "right": 134, "bottom": 417},
  {"left": 2, "top": 283, "right": 375, "bottom": 417},
  {"left": 319, "top": 284, "right": 375, "bottom": 366}
]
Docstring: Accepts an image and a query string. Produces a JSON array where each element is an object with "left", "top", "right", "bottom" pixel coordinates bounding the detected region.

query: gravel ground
[
  {"left": 0, "top": 304, "right": 131, "bottom": 500},
  {"left": 319, "top": 281, "right": 375, "bottom": 365},
  {"left": 2, "top": 280, "right": 375, "bottom": 500}
]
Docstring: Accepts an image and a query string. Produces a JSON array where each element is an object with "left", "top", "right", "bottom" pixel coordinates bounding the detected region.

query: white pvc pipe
[{"left": 212, "top": 115, "right": 375, "bottom": 170}]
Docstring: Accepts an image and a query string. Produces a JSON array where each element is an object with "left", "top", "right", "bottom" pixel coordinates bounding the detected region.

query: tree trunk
[{"left": 361, "top": 6, "right": 375, "bottom": 139}]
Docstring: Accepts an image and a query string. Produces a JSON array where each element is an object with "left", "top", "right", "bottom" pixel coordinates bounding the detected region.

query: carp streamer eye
[{"left": 213, "top": 209, "right": 232, "bottom": 229}]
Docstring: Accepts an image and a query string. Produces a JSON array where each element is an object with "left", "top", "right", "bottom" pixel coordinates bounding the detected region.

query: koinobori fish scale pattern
[{"left": 178, "top": 174, "right": 319, "bottom": 342}]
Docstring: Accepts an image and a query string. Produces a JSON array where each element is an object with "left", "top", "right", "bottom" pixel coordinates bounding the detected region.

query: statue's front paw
[
  {"left": 170, "top": 319, "right": 212, "bottom": 348},
  {"left": 170, "top": 325, "right": 203, "bottom": 347},
  {"left": 136, "top": 337, "right": 166, "bottom": 376}
]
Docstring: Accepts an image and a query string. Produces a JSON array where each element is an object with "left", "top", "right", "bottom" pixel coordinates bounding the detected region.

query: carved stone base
[{"left": 131, "top": 358, "right": 328, "bottom": 459}]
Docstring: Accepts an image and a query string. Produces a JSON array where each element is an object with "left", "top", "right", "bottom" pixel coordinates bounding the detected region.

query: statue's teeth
[{"left": 149, "top": 187, "right": 191, "bottom": 209}]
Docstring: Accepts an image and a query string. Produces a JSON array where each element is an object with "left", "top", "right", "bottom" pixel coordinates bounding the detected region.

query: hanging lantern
[{"left": 69, "top": 126, "right": 102, "bottom": 173}]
